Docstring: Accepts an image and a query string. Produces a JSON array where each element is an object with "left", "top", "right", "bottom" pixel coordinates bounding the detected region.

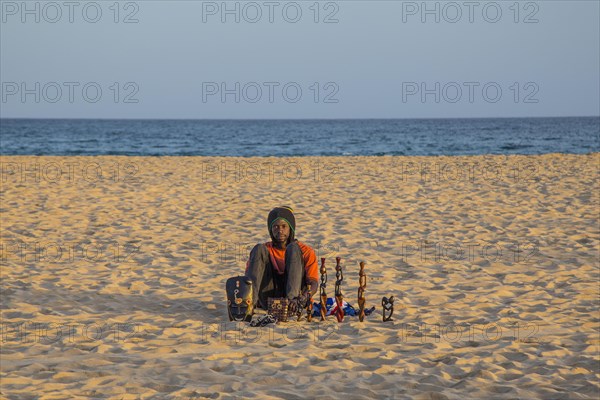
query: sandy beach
[{"left": 1, "top": 153, "right": 598, "bottom": 399}]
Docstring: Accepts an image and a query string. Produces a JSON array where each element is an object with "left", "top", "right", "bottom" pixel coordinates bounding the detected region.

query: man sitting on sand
[{"left": 245, "top": 206, "right": 318, "bottom": 313}]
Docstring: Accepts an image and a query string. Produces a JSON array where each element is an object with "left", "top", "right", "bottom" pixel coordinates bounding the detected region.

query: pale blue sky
[{"left": 1, "top": 0, "right": 599, "bottom": 118}]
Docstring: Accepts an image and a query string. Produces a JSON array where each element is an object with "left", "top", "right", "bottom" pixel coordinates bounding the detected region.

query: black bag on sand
[{"left": 226, "top": 276, "right": 254, "bottom": 322}]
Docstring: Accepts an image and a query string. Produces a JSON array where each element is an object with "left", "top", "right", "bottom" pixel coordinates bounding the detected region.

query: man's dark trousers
[{"left": 246, "top": 241, "right": 304, "bottom": 309}]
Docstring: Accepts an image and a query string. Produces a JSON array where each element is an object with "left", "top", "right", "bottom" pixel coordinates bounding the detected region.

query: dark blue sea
[{"left": 0, "top": 117, "right": 598, "bottom": 156}]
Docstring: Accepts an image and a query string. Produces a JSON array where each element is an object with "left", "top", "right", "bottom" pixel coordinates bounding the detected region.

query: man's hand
[
  {"left": 288, "top": 298, "right": 300, "bottom": 314},
  {"left": 288, "top": 291, "right": 311, "bottom": 314}
]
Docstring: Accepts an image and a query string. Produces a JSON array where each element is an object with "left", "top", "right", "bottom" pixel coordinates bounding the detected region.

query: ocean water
[{"left": 0, "top": 117, "right": 598, "bottom": 156}]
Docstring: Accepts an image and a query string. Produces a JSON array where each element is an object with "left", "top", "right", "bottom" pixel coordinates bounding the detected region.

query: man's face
[{"left": 271, "top": 219, "right": 290, "bottom": 244}]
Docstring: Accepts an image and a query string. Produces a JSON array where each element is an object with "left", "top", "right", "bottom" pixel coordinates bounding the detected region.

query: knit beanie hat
[{"left": 267, "top": 206, "right": 296, "bottom": 243}]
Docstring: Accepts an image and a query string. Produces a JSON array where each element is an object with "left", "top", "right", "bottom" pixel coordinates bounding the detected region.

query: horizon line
[{"left": 1, "top": 115, "right": 599, "bottom": 122}]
